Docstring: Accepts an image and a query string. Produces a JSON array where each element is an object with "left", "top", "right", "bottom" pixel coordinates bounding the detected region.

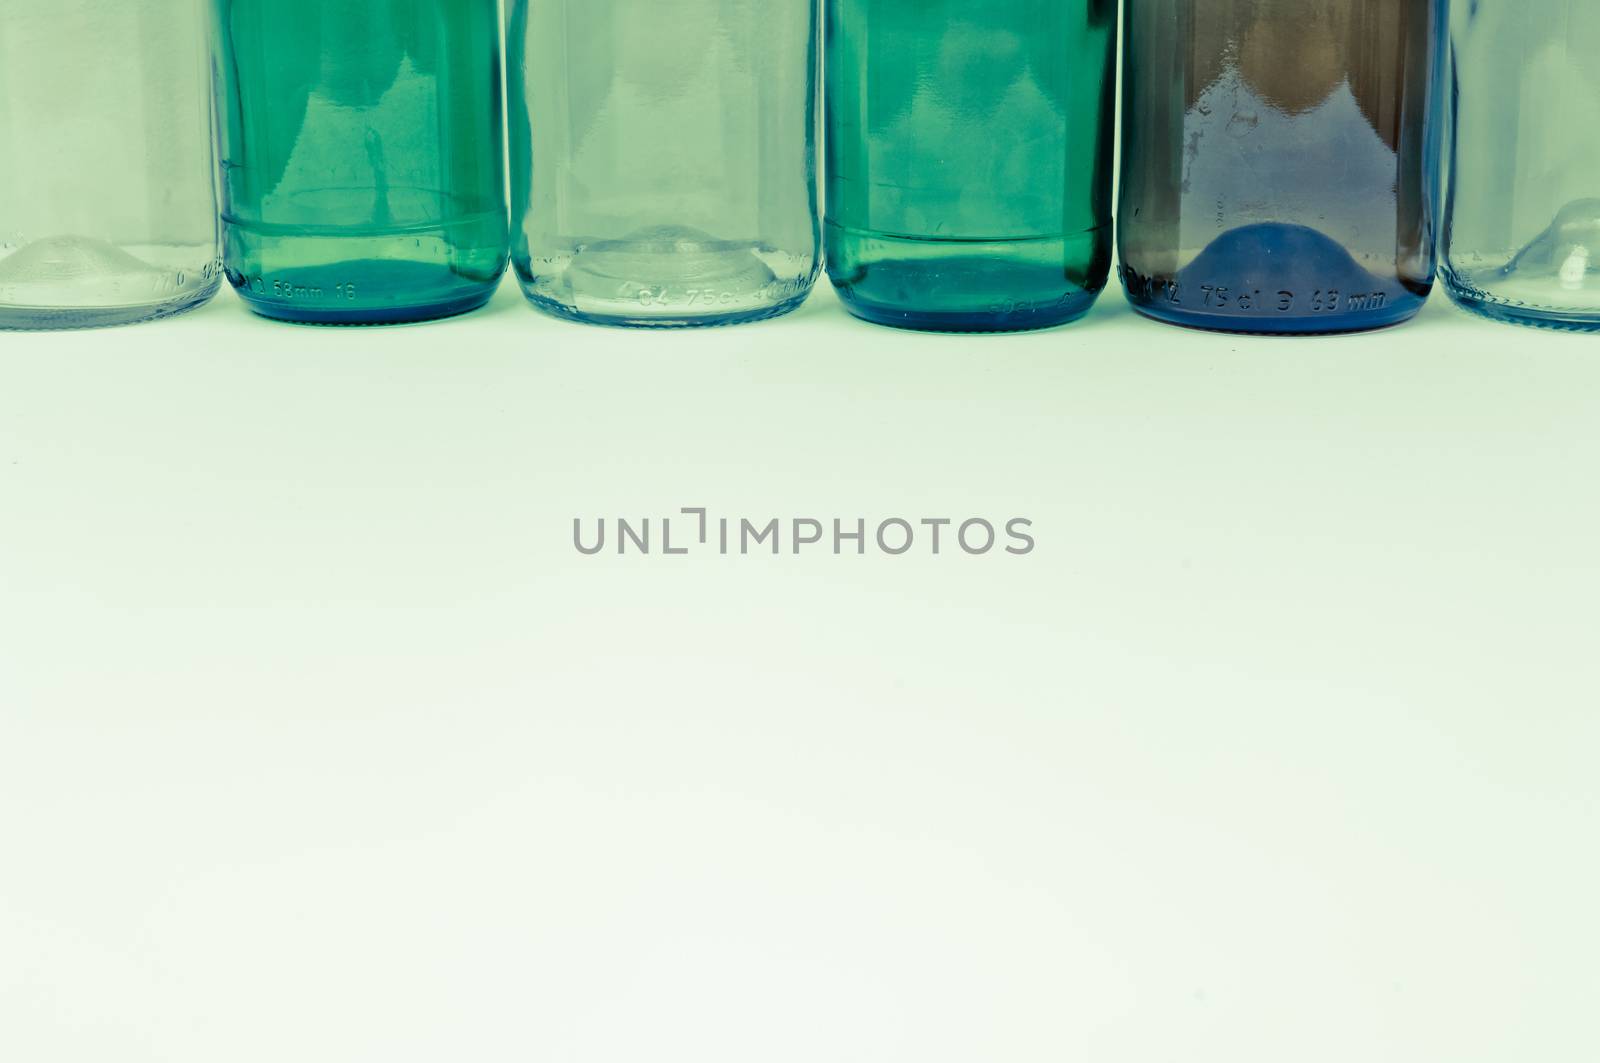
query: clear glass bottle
[
  {"left": 211, "top": 0, "right": 509, "bottom": 326},
  {"left": 0, "top": 0, "right": 220, "bottom": 331},
  {"left": 508, "top": 0, "right": 821, "bottom": 328},
  {"left": 825, "top": 0, "right": 1117, "bottom": 333},
  {"left": 1444, "top": 1, "right": 1600, "bottom": 331},
  {"left": 1118, "top": 0, "right": 1448, "bottom": 334}
]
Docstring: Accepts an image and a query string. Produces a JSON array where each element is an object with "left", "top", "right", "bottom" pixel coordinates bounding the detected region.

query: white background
[{"left": 3, "top": 285, "right": 1598, "bottom": 1062}]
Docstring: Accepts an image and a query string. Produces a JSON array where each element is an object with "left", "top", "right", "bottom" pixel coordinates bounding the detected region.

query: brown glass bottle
[{"left": 1118, "top": 0, "right": 1447, "bottom": 334}]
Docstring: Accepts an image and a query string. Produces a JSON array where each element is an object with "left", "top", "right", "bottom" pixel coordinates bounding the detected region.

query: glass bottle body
[
  {"left": 0, "top": 0, "right": 220, "bottom": 331},
  {"left": 1118, "top": 0, "right": 1447, "bottom": 334},
  {"left": 1444, "top": 1, "right": 1600, "bottom": 331},
  {"left": 508, "top": 0, "right": 821, "bottom": 329},
  {"left": 825, "top": 0, "right": 1117, "bottom": 333},
  {"left": 211, "top": 0, "right": 509, "bottom": 326}
]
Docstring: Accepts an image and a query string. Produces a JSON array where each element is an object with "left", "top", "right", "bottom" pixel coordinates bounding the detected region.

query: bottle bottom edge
[
  {"left": 833, "top": 284, "right": 1101, "bottom": 334},
  {"left": 825, "top": 224, "right": 1110, "bottom": 334},
  {"left": 1443, "top": 277, "right": 1600, "bottom": 333},
  {"left": 1124, "top": 294, "right": 1426, "bottom": 336},
  {"left": 0, "top": 281, "right": 220, "bottom": 332},
  {"left": 232, "top": 283, "right": 497, "bottom": 327},
  {"left": 520, "top": 287, "right": 813, "bottom": 330}
]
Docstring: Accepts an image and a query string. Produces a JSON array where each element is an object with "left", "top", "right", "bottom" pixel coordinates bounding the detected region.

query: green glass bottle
[
  {"left": 211, "top": 0, "right": 508, "bottom": 325},
  {"left": 825, "top": 0, "right": 1117, "bottom": 332}
]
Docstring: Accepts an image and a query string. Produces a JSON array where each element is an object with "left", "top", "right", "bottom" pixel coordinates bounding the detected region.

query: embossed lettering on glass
[
  {"left": 1118, "top": 0, "right": 1448, "bottom": 334},
  {"left": 211, "top": 0, "right": 509, "bottom": 326}
]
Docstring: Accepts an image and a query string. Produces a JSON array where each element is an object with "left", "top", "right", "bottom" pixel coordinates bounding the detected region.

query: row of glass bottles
[{"left": 1, "top": 1, "right": 1596, "bottom": 335}]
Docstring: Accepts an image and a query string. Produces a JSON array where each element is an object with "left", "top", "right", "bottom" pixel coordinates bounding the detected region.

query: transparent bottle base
[
  {"left": 517, "top": 226, "right": 818, "bottom": 329},
  {"left": 0, "top": 236, "right": 220, "bottom": 331},
  {"left": 0, "top": 282, "right": 220, "bottom": 331},
  {"left": 1121, "top": 223, "right": 1430, "bottom": 335},
  {"left": 521, "top": 287, "right": 813, "bottom": 330},
  {"left": 825, "top": 224, "right": 1110, "bottom": 333},
  {"left": 223, "top": 214, "right": 508, "bottom": 326},
  {"left": 1444, "top": 275, "right": 1600, "bottom": 333},
  {"left": 1443, "top": 200, "right": 1600, "bottom": 332}
]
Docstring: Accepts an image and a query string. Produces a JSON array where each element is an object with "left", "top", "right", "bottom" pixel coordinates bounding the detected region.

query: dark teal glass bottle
[
  {"left": 211, "top": 0, "right": 508, "bottom": 325},
  {"left": 825, "top": 0, "right": 1117, "bottom": 332}
]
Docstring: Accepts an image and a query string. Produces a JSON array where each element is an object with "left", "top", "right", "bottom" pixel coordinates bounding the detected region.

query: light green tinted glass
[
  {"left": 508, "top": 0, "right": 821, "bottom": 329},
  {"left": 0, "top": 0, "right": 219, "bottom": 330},
  {"left": 212, "top": 0, "right": 508, "bottom": 325},
  {"left": 825, "top": 0, "right": 1117, "bottom": 332},
  {"left": 1444, "top": 0, "right": 1600, "bottom": 330}
]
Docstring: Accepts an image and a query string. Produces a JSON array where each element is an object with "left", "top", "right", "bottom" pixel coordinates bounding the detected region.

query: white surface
[{"left": 2, "top": 282, "right": 1597, "bottom": 1062}]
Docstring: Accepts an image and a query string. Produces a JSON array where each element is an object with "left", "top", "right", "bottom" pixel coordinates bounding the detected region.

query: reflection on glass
[
  {"left": 0, "top": 0, "right": 219, "bottom": 330},
  {"left": 508, "top": 0, "right": 821, "bottom": 329},
  {"left": 212, "top": 0, "right": 508, "bottom": 326},
  {"left": 1119, "top": 0, "right": 1448, "bottom": 334},
  {"left": 1444, "top": 0, "right": 1600, "bottom": 331},
  {"left": 825, "top": 0, "right": 1117, "bottom": 333}
]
